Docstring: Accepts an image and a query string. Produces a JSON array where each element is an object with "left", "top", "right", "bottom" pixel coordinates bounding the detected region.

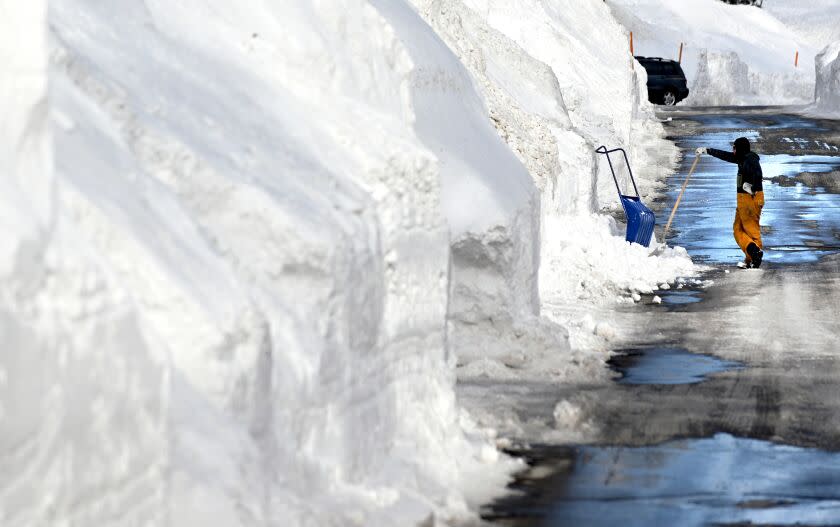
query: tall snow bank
[
  {"left": 410, "top": 0, "right": 586, "bottom": 213},
  {"left": 0, "top": 1, "right": 51, "bottom": 274},
  {"left": 2, "top": 3, "right": 173, "bottom": 526},
  {"left": 609, "top": 0, "right": 817, "bottom": 106},
  {"left": 421, "top": 0, "right": 688, "bottom": 294},
  {"left": 372, "top": 0, "right": 545, "bottom": 368},
  {"left": 813, "top": 42, "right": 840, "bottom": 118},
  {"left": 19, "top": 0, "right": 515, "bottom": 525},
  {"left": 6, "top": 0, "right": 698, "bottom": 524},
  {"left": 410, "top": 0, "right": 694, "bottom": 376},
  {"left": 689, "top": 49, "right": 812, "bottom": 106},
  {"left": 459, "top": 0, "right": 677, "bottom": 207},
  {"left": 407, "top": 0, "right": 574, "bottom": 367}
]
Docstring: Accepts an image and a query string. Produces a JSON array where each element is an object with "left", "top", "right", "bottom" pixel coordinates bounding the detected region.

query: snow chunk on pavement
[{"left": 541, "top": 214, "right": 698, "bottom": 305}]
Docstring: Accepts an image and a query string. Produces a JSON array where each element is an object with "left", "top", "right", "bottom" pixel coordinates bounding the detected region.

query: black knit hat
[{"left": 733, "top": 137, "right": 751, "bottom": 155}]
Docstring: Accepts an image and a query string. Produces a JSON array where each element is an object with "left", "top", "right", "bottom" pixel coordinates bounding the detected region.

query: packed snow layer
[
  {"left": 2, "top": 2, "right": 171, "bottom": 526},
  {"left": 408, "top": 0, "right": 571, "bottom": 366},
  {"left": 410, "top": 0, "right": 585, "bottom": 214},
  {"left": 6, "top": 0, "right": 520, "bottom": 525},
  {"left": 2, "top": 2, "right": 168, "bottom": 526},
  {"left": 608, "top": 0, "right": 817, "bottom": 105},
  {"left": 373, "top": 0, "right": 545, "bottom": 369},
  {"left": 0, "top": 1, "right": 51, "bottom": 272},
  {"left": 463, "top": 0, "right": 678, "bottom": 208},
  {"left": 813, "top": 42, "right": 840, "bottom": 118}
]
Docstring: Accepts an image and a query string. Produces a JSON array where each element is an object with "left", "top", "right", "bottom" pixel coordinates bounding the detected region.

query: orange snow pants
[{"left": 733, "top": 191, "right": 764, "bottom": 261}]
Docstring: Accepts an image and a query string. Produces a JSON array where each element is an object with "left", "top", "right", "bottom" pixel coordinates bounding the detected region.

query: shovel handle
[{"left": 664, "top": 154, "right": 701, "bottom": 236}]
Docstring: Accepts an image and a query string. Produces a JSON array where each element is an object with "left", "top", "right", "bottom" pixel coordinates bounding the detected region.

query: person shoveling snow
[{"left": 696, "top": 137, "right": 765, "bottom": 268}]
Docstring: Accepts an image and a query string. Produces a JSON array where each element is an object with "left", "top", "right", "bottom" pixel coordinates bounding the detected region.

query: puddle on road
[
  {"left": 659, "top": 289, "right": 703, "bottom": 305},
  {"left": 481, "top": 351, "right": 840, "bottom": 526},
  {"left": 536, "top": 433, "right": 840, "bottom": 527},
  {"left": 608, "top": 347, "right": 741, "bottom": 385}
]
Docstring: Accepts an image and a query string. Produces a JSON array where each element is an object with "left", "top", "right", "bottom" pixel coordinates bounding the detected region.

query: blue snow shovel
[{"left": 595, "top": 146, "right": 655, "bottom": 247}]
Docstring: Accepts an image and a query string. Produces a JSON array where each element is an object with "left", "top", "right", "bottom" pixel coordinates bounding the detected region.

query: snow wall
[
  {"left": 428, "top": 0, "right": 686, "bottom": 318},
  {"left": 3, "top": 0, "right": 685, "bottom": 525},
  {"left": 814, "top": 41, "right": 840, "bottom": 118},
  {"left": 689, "top": 49, "right": 813, "bottom": 106}
]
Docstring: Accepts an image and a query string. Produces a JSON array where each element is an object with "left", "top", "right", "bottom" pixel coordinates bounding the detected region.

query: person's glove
[
  {"left": 742, "top": 182, "right": 754, "bottom": 195},
  {"left": 695, "top": 147, "right": 707, "bottom": 155}
]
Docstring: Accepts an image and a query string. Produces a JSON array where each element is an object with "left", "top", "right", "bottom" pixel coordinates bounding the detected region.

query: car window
[
  {"left": 641, "top": 61, "right": 684, "bottom": 76},
  {"left": 644, "top": 62, "right": 662, "bottom": 75}
]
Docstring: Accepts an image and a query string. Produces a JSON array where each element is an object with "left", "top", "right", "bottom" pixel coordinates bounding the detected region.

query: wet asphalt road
[{"left": 481, "top": 108, "right": 840, "bottom": 527}]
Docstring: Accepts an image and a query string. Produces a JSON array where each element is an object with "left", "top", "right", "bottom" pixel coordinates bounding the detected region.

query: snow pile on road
[
  {"left": 379, "top": 0, "right": 547, "bottom": 370},
  {"left": 541, "top": 214, "right": 695, "bottom": 305},
  {"left": 3, "top": 0, "right": 697, "bottom": 525},
  {"left": 608, "top": 0, "right": 817, "bottom": 105},
  {"left": 812, "top": 42, "right": 840, "bottom": 118},
  {"left": 538, "top": 213, "right": 698, "bottom": 358}
]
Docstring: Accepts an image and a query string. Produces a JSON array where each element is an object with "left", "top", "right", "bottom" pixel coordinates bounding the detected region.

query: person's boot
[{"left": 747, "top": 242, "right": 763, "bottom": 268}]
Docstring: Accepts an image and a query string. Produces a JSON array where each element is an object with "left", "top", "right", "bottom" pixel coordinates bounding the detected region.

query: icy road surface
[{"left": 479, "top": 109, "right": 840, "bottom": 526}]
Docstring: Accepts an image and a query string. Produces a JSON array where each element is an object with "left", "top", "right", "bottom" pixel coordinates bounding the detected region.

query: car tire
[{"left": 662, "top": 90, "right": 677, "bottom": 106}]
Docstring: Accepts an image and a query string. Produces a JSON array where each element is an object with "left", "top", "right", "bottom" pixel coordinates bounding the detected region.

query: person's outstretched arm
[{"left": 704, "top": 147, "right": 738, "bottom": 163}]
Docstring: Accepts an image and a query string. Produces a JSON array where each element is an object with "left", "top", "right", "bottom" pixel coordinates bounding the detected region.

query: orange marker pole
[
  {"left": 630, "top": 31, "right": 634, "bottom": 55},
  {"left": 630, "top": 31, "right": 634, "bottom": 69},
  {"left": 795, "top": 50, "right": 799, "bottom": 67},
  {"left": 678, "top": 42, "right": 684, "bottom": 63}
]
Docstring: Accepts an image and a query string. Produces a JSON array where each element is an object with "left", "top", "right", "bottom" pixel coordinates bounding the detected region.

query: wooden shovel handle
[{"left": 664, "top": 154, "right": 701, "bottom": 236}]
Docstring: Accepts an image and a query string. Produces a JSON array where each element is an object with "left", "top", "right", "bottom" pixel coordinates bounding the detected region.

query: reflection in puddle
[
  {"left": 609, "top": 348, "right": 741, "bottom": 385},
  {"left": 546, "top": 433, "right": 840, "bottom": 527},
  {"left": 660, "top": 289, "right": 702, "bottom": 305}
]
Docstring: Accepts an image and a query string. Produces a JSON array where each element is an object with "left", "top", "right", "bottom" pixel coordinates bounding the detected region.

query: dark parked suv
[
  {"left": 635, "top": 56, "right": 690, "bottom": 106},
  {"left": 721, "top": 0, "right": 763, "bottom": 5}
]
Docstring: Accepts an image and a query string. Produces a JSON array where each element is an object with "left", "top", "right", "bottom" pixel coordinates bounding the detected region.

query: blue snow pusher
[{"left": 595, "top": 146, "right": 655, "bottom": 247}]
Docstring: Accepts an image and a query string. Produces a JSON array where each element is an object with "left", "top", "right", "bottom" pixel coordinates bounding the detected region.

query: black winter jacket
[{"left": 707, "top": 148, "right": 763, "bottom": 194}]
